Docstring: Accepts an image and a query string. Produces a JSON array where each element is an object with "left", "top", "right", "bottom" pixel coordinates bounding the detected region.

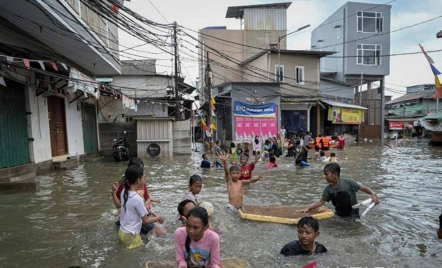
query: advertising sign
[
  {"left": 389, "top": 121, "right": 404, "bottom": 130},
  {"left": 147, "top": 143, "right": 161, "bottom": 157},
  {"left": 328, "top": 106, "right": 364, "bottom": 124},
  {"left": 234, "top": 101, "right": 276, "bottom": 118},
  {"left": 234, "top": 103, "right": 278, "bottom": 141}
]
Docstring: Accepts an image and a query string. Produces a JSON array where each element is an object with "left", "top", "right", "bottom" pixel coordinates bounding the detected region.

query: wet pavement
[{"left": 0, "top": 140, "right": 441, "bottom": 268}]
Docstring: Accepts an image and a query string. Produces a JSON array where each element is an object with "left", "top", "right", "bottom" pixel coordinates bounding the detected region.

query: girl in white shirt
[{"left": 118, "top": 166, "right": 164, "bottom": 249}]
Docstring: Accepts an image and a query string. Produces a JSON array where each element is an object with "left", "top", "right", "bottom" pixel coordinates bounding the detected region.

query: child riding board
[
  {"left": 219, "top": 151, "right": 264, "bottom": 210},
  {"left": 298, "top": 163, "right": 380, "bottom": 218}
]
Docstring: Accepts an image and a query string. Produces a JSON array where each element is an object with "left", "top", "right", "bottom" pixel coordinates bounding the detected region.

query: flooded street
[{"left": 0, "top": 141, "right": 441, "bottom": 268}]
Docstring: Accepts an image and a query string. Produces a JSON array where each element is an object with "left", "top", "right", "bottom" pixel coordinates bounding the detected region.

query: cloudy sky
[{"left": 119, "top": 0, "right": 442, "bottom": 100}]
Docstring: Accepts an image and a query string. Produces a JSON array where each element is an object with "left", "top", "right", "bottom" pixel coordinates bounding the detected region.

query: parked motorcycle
[{"left": 113, "top": 131, "right": 131, "bottom": 162}]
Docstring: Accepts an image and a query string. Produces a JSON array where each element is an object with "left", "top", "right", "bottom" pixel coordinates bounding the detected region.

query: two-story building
[
  {"left": 0, "top": 0, "right": 122, "bottom": 182},
  {"left": 311, "top": 2, "right": 391, "bottom": 139},
  {"left": 199, "top": 2, "right": 343, "bottom": 142}
]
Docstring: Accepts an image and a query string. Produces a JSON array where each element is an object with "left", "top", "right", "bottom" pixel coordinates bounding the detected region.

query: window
[
  {"left": 357, "top": 44, "right": 381, "bottom": 65},
  {"left": 295, "top": 66, "right": 304, "bottom": 84},
  {"left": 357, "top": 11, "right": 383, "bottom": 33},
  {"left": 275, "top": 65, "right": 284, "bottom": 82}
]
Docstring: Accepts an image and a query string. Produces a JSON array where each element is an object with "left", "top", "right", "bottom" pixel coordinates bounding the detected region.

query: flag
[
  {"left": 419, "top": 44, "right": 434, "bottom": 64},
  {"left": 435, "top": 76, "right": 442, "bottom": 99},
  {"left": 23, "top": 59, "right": 30, "bottom": 69},
  {"left": 51, "top": 61, "right": 58, "bottom": 71},
  {"left": 61, "top": 62, "right": 68, "bottom": 70},
  {"left": 0, "top": 76, "right": 6, "bottom": 87},
  {"left": 419, "top": 44, "right": 442, "bottom": 99},
  {"left": 201, "top": 119, "right": 210, "bottom": 131},
  {"left": 210, "top": 97, "right": 216, "bottom": 105},
  {"left": 211, "top": 122, "right": 216, "bottom": 130},
  {"left": 38, "top": 61, "right": 45, "bottom": 71}
]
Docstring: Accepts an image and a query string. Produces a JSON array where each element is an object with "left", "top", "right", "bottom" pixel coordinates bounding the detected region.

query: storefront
[{"left": 322, "top": 100, "right": 367, "bottom": 135}]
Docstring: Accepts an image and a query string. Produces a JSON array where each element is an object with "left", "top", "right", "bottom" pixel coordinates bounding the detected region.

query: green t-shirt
[{"left": 322, "top": 178, "right": 361, "bottom": 217}]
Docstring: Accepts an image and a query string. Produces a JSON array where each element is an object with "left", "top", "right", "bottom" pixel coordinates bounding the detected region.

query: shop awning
[
  {"left": 422, "top": 111, "right": 442, "bottom": 121},
  {"left": 321, "top": 99, "right": 367, "bottom": 110}
]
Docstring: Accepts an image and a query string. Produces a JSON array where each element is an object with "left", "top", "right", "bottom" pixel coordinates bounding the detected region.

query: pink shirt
[
  {"left": 268, "top": 162, "right": 277, "bottom": 169},
  {"left": 175, "top": 227, "right": 221, "bottom": 268}
]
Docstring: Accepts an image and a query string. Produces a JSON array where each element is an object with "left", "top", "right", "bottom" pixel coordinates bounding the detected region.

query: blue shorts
[{"left": 141, "top": 223, "right": 155, "bottom": 234}]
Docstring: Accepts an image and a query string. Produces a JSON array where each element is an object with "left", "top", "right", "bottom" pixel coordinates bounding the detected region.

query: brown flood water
[{"left": 0, "top": 140, "right": 441, "bottom": 268}]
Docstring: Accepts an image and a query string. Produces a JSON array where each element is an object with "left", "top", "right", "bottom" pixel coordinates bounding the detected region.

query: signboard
[
  {"left": 389, "top": 121, "right": 404, "bottom": 130},
  {"left": 235, "top": 107, "right": 278, "bottom": 141},
  {"left": 233, "top": 101, "right": 276, "bottom": 118},
  {"left": 327, "top": 106, "right": 364, "bottom": 124},
  {"left": 147, "top": 143, "right": 161, "bottom": 157}
]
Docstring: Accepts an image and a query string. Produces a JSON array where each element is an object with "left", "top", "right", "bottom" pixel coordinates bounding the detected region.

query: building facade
[{"left": 0, "top": 0, "right": 122, "bottom": 179}]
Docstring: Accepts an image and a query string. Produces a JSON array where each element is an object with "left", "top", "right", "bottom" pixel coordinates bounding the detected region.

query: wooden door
[{"left": 48, "top": 97, "right": 67, "bottom": 156}]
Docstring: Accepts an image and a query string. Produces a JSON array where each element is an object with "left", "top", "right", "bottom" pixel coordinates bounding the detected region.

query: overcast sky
[{"left": 119, "top": 0, "right": 442, "bottom": 100}]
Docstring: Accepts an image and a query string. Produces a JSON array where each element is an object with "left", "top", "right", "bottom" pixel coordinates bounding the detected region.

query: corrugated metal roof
[
  {"left": 385, "top": 90, "right": 435, "bottom": 105},
  {"left": 244, "top": 8, "right": 286, "bottom": 31},
  {"left": 226, "top": 2, "right": 291, "bottom": 18},
  {"left": 423, "top": 111, "right": 442, "bottom": 120},
  {"left": 321, "top": 99, "right": 368, "bottom": 110}
]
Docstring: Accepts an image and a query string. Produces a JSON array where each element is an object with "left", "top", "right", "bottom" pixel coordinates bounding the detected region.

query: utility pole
[
  {"left": 380, "top": 77, "right": 385, "bottom": 146},
  {"left": 358, "top": 73, "right": 363, "bottom": 143},
  {"left": 173, "top": 21, "right": 180, "bottom": 121},
  {"left": 205, "top": 52, "right": 213, "bottom": 140}
]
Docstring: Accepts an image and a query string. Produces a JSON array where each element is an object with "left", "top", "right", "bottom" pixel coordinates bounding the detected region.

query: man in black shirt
[{"left": 281, "top": 217, "right": 327, "bottom": 256}]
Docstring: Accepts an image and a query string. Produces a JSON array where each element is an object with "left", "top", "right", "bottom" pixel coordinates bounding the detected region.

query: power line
[{"left": 148, "top": 0, "right": 169, "bottom": 23}]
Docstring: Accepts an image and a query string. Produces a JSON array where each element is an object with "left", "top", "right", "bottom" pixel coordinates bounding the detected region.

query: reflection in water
[{"left": 0, "top": 140, "right": 441, "bottom": 267}]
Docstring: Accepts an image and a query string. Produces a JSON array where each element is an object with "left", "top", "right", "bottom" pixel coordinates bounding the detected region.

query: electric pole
[
  {"left": 205, "top": 52, "right": 213, "bottom": 140},
  {"left": 173, "top": 21, "right": 180, "bottom": 121}
]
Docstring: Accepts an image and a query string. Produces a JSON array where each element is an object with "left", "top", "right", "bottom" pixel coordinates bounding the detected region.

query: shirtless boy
[{"left": 219, "top": 151, "right": 263, "bottom": 210}]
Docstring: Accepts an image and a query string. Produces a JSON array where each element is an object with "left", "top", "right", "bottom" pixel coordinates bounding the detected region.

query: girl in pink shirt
[{"left": 175, "top": 207, "right": 221, "bottom": 268}]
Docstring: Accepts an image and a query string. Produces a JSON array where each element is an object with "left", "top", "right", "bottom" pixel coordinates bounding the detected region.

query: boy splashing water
[{"left": 219, "top": 151, "right": 263, "bottom": 210}]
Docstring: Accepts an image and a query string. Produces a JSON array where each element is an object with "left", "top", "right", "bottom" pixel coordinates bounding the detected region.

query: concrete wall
[
  {"left": 98, "top": 123, "right": 137, "bottom": 156},
  {"left": 65, "top": 98, "right": 85, "bottom": 157},
  {"left": 172, "top": 120, "right": 191, "bottom": 155},
  {"left": 98, "top": 95, "right": 126, "bottom": 123},
  {"left": 270, "top": 53, "right": 321, "bottom": 94},
  {"left": 320, "top": 79, "right": 355, "bottom": 99},
  {"left": 312, "top": 2, "right": 391, "bottom": 81},
  {"left": 346, "top": 3, "right": 391, "bottom": 77},
  {"left": 27, "top": 87, "right": 52, "bottom": 164},
  {"left": 112, "top": 76, "right": 170, "bottom": 99}
]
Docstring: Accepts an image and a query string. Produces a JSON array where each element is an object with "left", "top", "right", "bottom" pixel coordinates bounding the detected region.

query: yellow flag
[{"left": 210, "top": 98, "right": 216, "bottom": 105}]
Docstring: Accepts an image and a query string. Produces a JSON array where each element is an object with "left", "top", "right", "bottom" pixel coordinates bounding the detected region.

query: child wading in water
[
  {"left": 118, "top": 166, "right": 165, "bottom": 249},
  {"left": 182, "top": 175, "right": 202, "bottom": 205},
  {"left": 219, "top": 151, "right": 263, "bottom": 210},
  {"left": 299, "top": 163, "right": 380, "bottom": 218},
  {"left": 175, "top": 207, "right": 221, "bottom": 268},
  {"left": 280, "top": 217, "right": 327, "bottom": 256},
  {"left": 230, "top": 154, "right": 260, "bottom": 180},
  {"left": 112, "top": 158, "right": 165, "bottom": 236}
]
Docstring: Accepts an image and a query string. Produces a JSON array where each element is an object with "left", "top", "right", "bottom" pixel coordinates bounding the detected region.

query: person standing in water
[{"left": 175, "top": 207, "right": 221, "bottom": 268}]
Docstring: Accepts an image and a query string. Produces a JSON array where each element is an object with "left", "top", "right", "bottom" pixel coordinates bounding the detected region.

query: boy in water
[
  {"left": 329, "top": 152, "right": 340, "bottom": 163},
  {"left": 200, "top": 154, "right": 213, "bottom": 168},
  {"left": 299, "top": 163, "right": 379, "bottom": 218},
  {"left": 213, "top": 141, "right": 223, "bottom": 168},
  {"left": 230, "top": 154, "right": 260, "bottom": 180},
  {"left": 280, "top": 217, "right": 327, "bottom": 256},
  {"left": 219, "top": 151, "right": 263, "bottom": 210}
]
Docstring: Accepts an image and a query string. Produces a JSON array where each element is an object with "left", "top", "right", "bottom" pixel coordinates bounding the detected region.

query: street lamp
[{"left": 277, "top": 24, "right": 310, "bottom": 82}]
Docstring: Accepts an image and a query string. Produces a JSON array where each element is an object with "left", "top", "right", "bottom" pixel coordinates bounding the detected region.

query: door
[
  {"left": 0, "top": 79, "right": 30, "bottom": 168},
  {"left": 82, "top": 104, "right": 98, "bottom": 153},
  {"left": 281, "top": 110, "right": 308, "bottom": 135},
  {"left": 48, "top": 97, "right": 68, "bottom": 156}
]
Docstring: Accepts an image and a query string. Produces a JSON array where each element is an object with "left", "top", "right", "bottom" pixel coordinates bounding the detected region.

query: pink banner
[{"left": 235, "top": 116, "right": 278, "bottom": 141}]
